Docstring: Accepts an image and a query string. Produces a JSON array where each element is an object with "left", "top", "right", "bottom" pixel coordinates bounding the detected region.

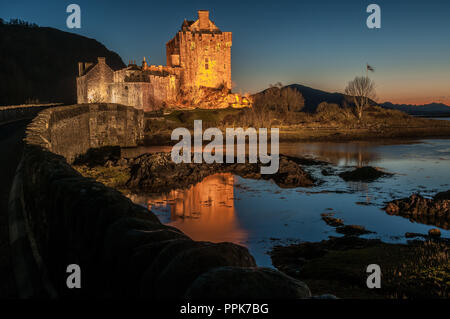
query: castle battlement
[{"left": 76, "top": 10, "right": 232, "bottom": 111}]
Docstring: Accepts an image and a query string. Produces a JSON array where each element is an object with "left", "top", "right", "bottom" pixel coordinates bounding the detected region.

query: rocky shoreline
[
  {"left": 126, "top": 152, "right": 319, "bottom": 193},
  {"left": 270, "top": 236, "right": 449, "bottom": 299},
  {"left": 270, "top": 207, "right": 449, "bottom": 299}
]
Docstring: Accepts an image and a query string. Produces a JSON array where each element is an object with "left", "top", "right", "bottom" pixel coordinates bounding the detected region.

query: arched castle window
[{"left": 205, "top": 58, "right": 209, "bottom": 70}]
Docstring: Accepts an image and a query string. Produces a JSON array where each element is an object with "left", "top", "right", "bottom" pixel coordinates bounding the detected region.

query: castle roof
[
  {"left": 180, "top": 10, "right": 221, "bottom": 34},
  {"left": 181, "top": 19, "right": 195, "bottom": 30}
]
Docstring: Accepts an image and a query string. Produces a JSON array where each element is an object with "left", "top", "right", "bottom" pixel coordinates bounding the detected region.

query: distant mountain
[
  {"left": 0, "top": 19, "right": 125, "bottom": 105},
  {"left": 286, "top": 84, "right": 353, "bottom": 112},
  {"left": 267, "top": 84, "right": 450, "bottom": 117},
  {"left": 381, "top": 102, "right": 450, "bottom": 117},
  {"left": 260, "top": 84, "right": 376, "bottom": 112}
]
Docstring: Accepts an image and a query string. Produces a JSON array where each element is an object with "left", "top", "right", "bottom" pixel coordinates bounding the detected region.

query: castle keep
[{"left": 77, "top": 10, "right": 234, "bottom": 111}]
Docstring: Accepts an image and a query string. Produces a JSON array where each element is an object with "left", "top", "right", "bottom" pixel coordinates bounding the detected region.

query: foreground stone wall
[
  {"left": 8, "top": 103, "right": 311, "bottom": 299},
  {"left": 0, "top": 104, "right": 61, "bottom": 125}
]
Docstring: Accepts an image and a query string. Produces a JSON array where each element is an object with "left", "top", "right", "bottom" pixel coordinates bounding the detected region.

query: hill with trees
[{"left": 0, "top": 19, "right": 125, "bottom": 105}]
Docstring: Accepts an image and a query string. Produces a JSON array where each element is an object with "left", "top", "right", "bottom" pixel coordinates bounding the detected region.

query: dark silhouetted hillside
[
  {"left": 381, "top": 102, "right": 450, "bottom": 117},
  {"left": 0, "top": 19, "right": 125, "bottom": 105},
  {"left": 257, "top": 83, "right": 450, "bottom": 117},
  {"left": 286, "top": 84, "right": 351, "bottom": 112}
]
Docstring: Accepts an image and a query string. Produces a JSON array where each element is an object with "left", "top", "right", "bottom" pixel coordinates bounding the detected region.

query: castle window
[{"left": 205, "top": 58, "right": 209, "bottom": 70}]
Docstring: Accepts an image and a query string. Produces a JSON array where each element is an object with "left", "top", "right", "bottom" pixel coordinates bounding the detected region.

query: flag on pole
[{"left": 366, "top": 64, "right": 375, "bottom": 72}]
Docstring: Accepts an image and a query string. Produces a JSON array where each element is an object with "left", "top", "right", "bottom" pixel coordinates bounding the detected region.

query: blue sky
[{"left": 2, "top": 0, "right": 450, "bottom": 104}]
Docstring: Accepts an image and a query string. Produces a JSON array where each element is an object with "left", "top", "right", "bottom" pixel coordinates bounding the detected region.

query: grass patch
[
  {"left": 73, "top": 165, "right": 130, "bottom": 194},
  {"left": 142, "top": 105, "right": 450, "bottom": 145},
  {"left": 165, "top": 107, "right": 241, "bottom": 127},
  {"left": 271, "top": 238, "right": 449, "bottom": 299}
]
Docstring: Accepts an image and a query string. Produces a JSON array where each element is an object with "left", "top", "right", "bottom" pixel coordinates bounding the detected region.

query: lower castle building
[{"left": 76, "top": 10, "right": 234, "bottom": 111}]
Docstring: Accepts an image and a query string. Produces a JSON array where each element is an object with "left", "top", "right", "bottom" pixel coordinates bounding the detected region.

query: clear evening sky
[{"left": 2, "top": 0, "right": 449, "bottom": 105}]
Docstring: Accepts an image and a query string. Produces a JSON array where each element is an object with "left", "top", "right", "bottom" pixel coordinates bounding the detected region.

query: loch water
[{"left": 126, "top": 138, "right": 450, "bottom": 267}]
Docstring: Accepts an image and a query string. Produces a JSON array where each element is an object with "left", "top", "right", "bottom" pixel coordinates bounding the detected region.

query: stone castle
[{"left": 77, "top": 10, "right": 249, "bottom": 111}]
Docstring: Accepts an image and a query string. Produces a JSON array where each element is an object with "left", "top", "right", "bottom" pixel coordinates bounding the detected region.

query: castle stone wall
[
  {"left": 176, "top": 31, "right": 232, "bottom": 90},
  {"left": 77, "top": 58, "right": 114, "bottom": 103},
  {"left": 109, "top": 74, "right": 179, "bottom": 111},
  {"left": 166, "top": 11, "right": 232, "bottom": 91}
]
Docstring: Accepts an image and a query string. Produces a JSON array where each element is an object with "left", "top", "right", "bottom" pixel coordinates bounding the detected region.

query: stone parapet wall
[
  {"left": 0, "top": 104, "right": 62, "bottom": 125},
  {"left": 25, "top": 103, "right": 144, "bottom": 163}
]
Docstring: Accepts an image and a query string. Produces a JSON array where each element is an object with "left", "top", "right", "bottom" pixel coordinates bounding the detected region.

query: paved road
[{"left": 0, "top": 119, "right": 30, "bottom": 298}]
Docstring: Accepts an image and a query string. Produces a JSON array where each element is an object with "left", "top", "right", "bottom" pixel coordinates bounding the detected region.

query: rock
[
  {"left": 321, "top": 168, "right": 334, "bottom": 176},
  {"left": 310, "top": 294, "right": 338, "bottom": 299},
  {"left": 321, "top": 215, "right": 344, "bottom": 227},
  {"left": 339, "top": 166, "right": 392, "bottom": 182},
  {"left": 139, "top": 240, "right": 208, "bottom": 298},
  {"left": 177, "top": 87, "right": 252, "bottom": 109},
  {"left": 117, "top": 158, "right": 129, "bottom": 166},
  {"left": 73, "top": 146, "right": 121, "bottom": 167},
  {"left": 123, "top": 238, "right": 193, "bottom": 298},
  {"left": 185, "top": 266, "right": 311, "bottom": 299},
  {"left": 127, "top": 152, "right": 317, "bottom": 193},
  {"left": 105, "top": 160, "right": 114, "bottom": 168},
  {"left": 269, "top": 156, "right": 316, "bottom": 187},
  {"left": 434, "top": 190, "right": 450, "bottom": 201},
  {"left": 428, "top": 228, "right": 441, "bottom": 237},
  {"left": 141, "top": 242, "right": 256, "bottom": 299},
  {"left": 335, "top": 225, "right": 373, "bottom": 236},
  {"left": 405, "top": 232, "right": 425, "bottom": 238},
  {"left": 385, "top": 191, "right": 450, "bottom": 230},
  {"left": 270, "top": 242, "right": 328, "bottom": 277}
]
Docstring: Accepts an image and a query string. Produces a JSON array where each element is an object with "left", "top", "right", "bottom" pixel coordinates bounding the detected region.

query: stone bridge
[{"left": 1, "top": 103, "right": 311, "bottom": 299}]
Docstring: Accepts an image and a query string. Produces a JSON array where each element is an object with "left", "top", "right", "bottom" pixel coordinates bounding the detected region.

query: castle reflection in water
[{"left": 130, "top": 173, "right": 248, "bottom": 245}]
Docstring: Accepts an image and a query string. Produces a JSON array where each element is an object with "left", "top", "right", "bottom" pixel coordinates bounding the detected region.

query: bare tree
[{"left": 344, "top": 76, "right": 376, "bottom": 119}]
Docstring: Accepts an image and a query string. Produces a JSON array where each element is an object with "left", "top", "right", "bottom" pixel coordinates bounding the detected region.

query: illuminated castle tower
[
  {"left": 77, "top": 10, "right": 240, "bottom": 110},
  {"left": 166, "top": 10, "right": 232, "bottom": 90}
]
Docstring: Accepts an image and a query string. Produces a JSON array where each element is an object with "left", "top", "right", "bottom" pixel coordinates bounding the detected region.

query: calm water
[{"left": 127, "top": 138, "right": 450, "bottom": 267}]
